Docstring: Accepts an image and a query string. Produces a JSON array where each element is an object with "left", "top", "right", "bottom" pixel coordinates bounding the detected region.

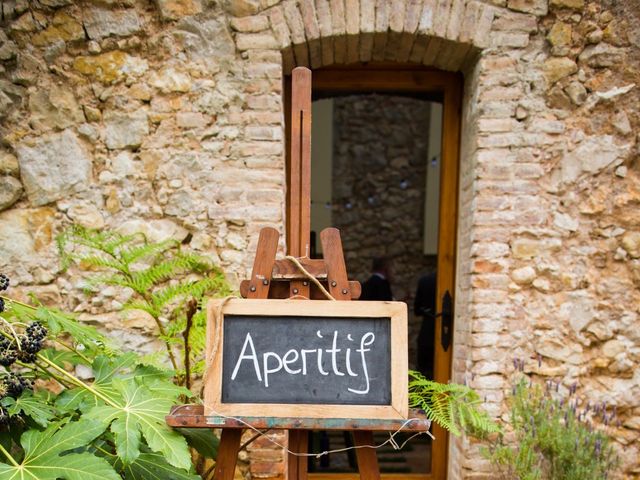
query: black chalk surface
[{"left": 221, "top": 315, "right": 391, "bottom": 405}]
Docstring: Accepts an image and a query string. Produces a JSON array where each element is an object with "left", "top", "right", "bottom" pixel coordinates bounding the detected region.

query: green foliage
[
  {"left": 0, "top": 225, "right": 232, "bottom": 478},
  {"left": 0, "top": 419, "right": 121, "bottom": 480},
  {"left": 408, "top": 370, "right": 500, "bottom": 437},
  {"left": 0, "top": 298, "right": 205, "bottom": 478},
  {"left": 1, "top": 391, "right": 57, "bottom": 428},
  {"left": 57, "top": 225, "right": 231, "bottom": 380},
  {"left": 111, "top": 452, "right": 202, "bottom": 480},
  {"left": 484, "top": 377, "right": 620, "bottom": 480}
]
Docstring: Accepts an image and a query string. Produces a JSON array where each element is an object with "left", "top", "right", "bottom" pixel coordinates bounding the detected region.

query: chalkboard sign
[{"left": 204, "top": 299, "right": 408, "bottom": 420}]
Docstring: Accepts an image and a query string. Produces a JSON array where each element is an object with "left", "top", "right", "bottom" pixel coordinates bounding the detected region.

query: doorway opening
[
  {"left": 284, "top": 66, "right": 462, "bottom": 479},
  {"left": 308, "top": 93, "right": 441, "bottom": 476}
]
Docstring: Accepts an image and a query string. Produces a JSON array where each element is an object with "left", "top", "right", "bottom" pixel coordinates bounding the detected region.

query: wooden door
[{"left": 284, "top": 65, "right": 462, "bottom": 480}]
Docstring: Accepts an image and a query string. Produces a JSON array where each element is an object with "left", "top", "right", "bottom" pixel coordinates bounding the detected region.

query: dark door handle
[{"left": 440, "top": 290, "right": 452, "bottom": 352}]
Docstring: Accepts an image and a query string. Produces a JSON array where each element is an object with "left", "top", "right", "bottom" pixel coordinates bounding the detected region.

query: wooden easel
[
  {"left": 242, "top": 66, "right": 381, "bottom": 479},
  {"left": 225, "top": 66, "right": 380, "bottom": 479},
  {"left": 166, "top": 67, "right": 430, "bottom": 480}
]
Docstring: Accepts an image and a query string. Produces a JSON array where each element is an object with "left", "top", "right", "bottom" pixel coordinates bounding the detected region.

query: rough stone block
[
  {"left": 235, "top": 32, "right": 279, "bottom": 50},
  {"left": 0, "top": 152, "right": 19, "bottom": 176},
  {"left": 299, "top": 0, "right": 319, "bottom": 39},
  {"left": 83, "top": 7, "right": 142, "bottom": 39},
  {"left": 360, "top": 0, "right": 375, "bottom": 33},
  {"left": 446, "top": 0, "right": 465, "bottom": 40},
  {"left": 176, "top": 111, "right": 208, "bottom": 128},
  {"left": 345, "top": 0, "right": 360, "bottom": 34},
  {"left": 224, "top": 0, "right": 261, "bottom": 17},
  {"left": 29, "top": 84, "right": 85, "bottom": 130},
  {"left": 16, "top": 130, "right": 92, "bottom": 206},
  {"left": 268, "top": 6, "right": 291, "bottom": 48},
  {"left": 433, "top": 0, "right": 453, "bottom": 38},
  {"left": 0, "top": 176, "right": 22, "bottom": 211},
  {"left": 283, "top": 1, "right": 306, "bottom": 44},
  {"left": 245, "top": 125, "right": 282, "bottom": 141},
  {"left": 547, "top": 21, "right": 571, "bottom": 47},
  {"left": 330, "top": 0, "right": 347, "bottom": 35},
  {"left": 507, "top": 0, "right": 547, "bottom": 16},
  {"left": 579, "top": 43, "right": 625, "bottom": 68},
  {"left": 155, "top": 0, "right": 203, "bottom": 20},
  {"left": 492, "top": 10, "right": 537, "bottom": 32},
  {"left": 459, "top": 0, "right": 480, "bottom": 42},
  {"left": 230, "top": 15, "right": 270, "bottom": 32},
  {"left": 473, "top": 2, "right": 496, "bottom": 48},
  {"left": 403, "top": 0, "right": 423, "bottom": 33},
  {"left": 417, "top": 0, "right": 436, "bottom": 34},
  {"left": 32, "top": 12, "right": 84, "bottom": 45},
  {"left": 388, "top": 0, "right": 405, "bottom": 33},
  {"left": 0, "top": 207, "right": 56, "bottom": 276},
  {"left": 174, "top": 17, "right": 236, "bottom": 60},
  {"left": 150, "top": 67, "right": 192, "bottom": 93},
  {"left": 549, "top": 0, "right": 583, "bottom": 9},
  {"left": 490, "top": 31, "right": 530, "bottom": 48},
  {"left": 74, "top": 51, "right": 148, "bottom": 84},
  {"left": 542, "top": 56, "right": 577, "bottom": 84},
  {"left": 104, "top": 109, "right": 149, "bottom": 149}
]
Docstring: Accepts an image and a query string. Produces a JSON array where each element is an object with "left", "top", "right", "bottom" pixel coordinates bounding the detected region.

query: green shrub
[
  {"left": 484, "top": 373, "right": 620, "bottom": 480},
  {"left": 0, "top": 226, "right": 232, "bottom": 478}
]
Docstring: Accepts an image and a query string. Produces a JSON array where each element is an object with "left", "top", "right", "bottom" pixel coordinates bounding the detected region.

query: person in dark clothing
[
  {"left": 360, "top": 257, "right": 393, "bottom": 301},
  {"left": 414, "top": 271, "right": 437, "bottom": 379}
]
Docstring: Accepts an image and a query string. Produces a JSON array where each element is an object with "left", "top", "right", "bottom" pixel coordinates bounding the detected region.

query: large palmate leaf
[
  {"left": 1, "top": 391, "right": 56, "bottom": 428},
  {"left": 34, "top": 307, "right": 113, "bottom": 353},
  {"left": 112, "top": 452, "right": 200, "bottom": 480},
  {"left": 56, "top": 354, "right": 138, "bottom": 413},
  {"left": 85, "top": 377, "right": 191, "bottom": 469},
  {"left": 0, "top": 419, "right": 119, "bottom": 480},
  {"left": 39, "top": 348, "right": 88, "bottom": 368}
]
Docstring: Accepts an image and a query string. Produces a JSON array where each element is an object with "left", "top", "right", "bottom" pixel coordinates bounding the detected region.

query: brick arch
[{"left": 264, "top": 0, "right": 494, "bottom": 72}]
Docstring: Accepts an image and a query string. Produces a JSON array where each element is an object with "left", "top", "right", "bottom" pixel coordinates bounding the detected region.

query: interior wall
[
  {"left": 329, "top": 93, "right": 439, "bottom": 369},
  {"left": 310, "top": 99, "right": 333, "bottom": 255}
]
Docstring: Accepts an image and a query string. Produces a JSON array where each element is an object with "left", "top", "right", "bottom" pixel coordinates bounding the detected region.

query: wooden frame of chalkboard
[{"left": 204, "top": 298, "right": 408, "bottom": 420}]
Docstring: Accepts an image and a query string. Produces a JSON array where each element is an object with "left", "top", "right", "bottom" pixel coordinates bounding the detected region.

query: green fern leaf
[{"left": 408, "top": 370, "right": 499, "bottom": 438}]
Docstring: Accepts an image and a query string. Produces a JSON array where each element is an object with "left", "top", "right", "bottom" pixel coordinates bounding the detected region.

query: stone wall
[
  {"left": 452, "top": 1, "right": 640, "bottom": 477},
  {"left": 331, "top": 94, "right": 437, "bottom": 369},
  {"left": 0, "top": 0, "right": 639, "bottom": 478}
]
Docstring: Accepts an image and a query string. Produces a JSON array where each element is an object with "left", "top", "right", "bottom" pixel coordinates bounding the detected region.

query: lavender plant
[{"left": 484, "top": 361, "right": 620, "bottom": 480}]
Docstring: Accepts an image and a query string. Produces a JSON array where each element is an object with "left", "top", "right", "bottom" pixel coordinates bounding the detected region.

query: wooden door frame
[{"left": 283, "top": 65, "right": 462, "bottom": 480}]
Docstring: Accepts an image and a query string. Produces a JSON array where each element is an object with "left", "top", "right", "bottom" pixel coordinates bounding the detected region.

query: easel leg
[
  {"left": 214, "top": 429, "right": 243, "bottom": 480},
  {"left": 287, "top": 429, "right": 308, "bottom": 480},
  {"left": 353, "top": 431, "right": 381, "bottom": 480}
]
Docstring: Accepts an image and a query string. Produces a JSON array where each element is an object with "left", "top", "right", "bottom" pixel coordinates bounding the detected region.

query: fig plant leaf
[
  {"left": 1, "top": 391, "right": 56, "bottom": 428},
  {"left": 85, "top": 376, "right": 191, "bottom": 469},
  {"left": 113, "top": 452, "right": 201, "bottom": 480},
  {"left": 0, "top": 419, "right": 120, "bottom": 480}
]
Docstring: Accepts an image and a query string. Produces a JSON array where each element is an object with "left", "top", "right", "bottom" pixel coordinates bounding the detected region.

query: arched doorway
[{"left": 284, "top": 64, "right": 462, "bottom": 479}]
